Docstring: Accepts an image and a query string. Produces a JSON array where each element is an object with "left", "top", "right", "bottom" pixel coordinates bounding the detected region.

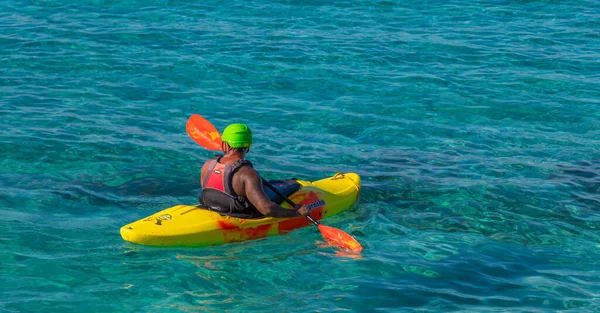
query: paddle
[{"left": 186, "top": 114, "right": 364, "bottom": 253}]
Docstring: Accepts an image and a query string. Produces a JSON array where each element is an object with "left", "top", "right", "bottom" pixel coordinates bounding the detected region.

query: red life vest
[{"left": 199, "top": 156, "right": 260, "bottom": 217}]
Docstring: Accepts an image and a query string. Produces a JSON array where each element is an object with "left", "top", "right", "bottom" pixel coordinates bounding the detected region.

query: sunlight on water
[{"left": 1, "top": 0, "right": 599, "bottom": 312}]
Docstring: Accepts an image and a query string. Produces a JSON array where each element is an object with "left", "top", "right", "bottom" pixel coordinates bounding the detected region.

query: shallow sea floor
[{"left": 1, "top": 0, "right": 599, "bottom": 312}]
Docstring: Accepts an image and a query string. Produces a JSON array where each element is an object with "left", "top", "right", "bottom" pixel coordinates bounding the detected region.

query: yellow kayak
[{"left": 120, "top": 172, "right": 361, "bottom": 247}]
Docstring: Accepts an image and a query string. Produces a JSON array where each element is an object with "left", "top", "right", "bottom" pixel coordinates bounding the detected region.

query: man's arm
[
  {"left": 200, "top": 161, "right": 210, "bottom": 188},
  {"left": 240, "top": 167, "right": 309, "bottom": 218}
]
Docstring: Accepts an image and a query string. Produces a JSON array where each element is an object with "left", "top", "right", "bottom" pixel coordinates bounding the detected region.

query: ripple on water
[{"left": 1, "top": 0, "right": 600, "bottom": 312}]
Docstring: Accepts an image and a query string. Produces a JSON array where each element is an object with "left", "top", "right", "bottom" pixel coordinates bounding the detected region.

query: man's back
[{"left": 200, "top": 155, "right": 252, "bottom": 198}]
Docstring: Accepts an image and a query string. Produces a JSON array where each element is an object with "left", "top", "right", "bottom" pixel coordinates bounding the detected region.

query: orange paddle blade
[
  {"left": 317, "top": 225, "right": 363, "bottom": 253},
  {"left": 186, "top": 114, "right": 222, "bottom": 150}
]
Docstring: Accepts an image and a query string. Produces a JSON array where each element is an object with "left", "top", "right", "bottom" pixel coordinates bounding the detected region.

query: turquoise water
[{"left": 2, "top": 0, "right": 600, "bottom": 311}]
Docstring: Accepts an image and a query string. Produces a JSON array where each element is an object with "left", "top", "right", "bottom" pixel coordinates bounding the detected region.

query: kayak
[{"left": 120, "top": 172, "right": 361, "bottom": 247}]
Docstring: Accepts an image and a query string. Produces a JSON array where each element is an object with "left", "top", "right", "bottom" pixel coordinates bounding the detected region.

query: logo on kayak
[
  {"left": 307, "top": 200, "right": 326, "bottom": 210},
  {"left": 157, "top": 214, "right": 172, "bottom": 220},
  {"left": 155, "top": 214, "right": 172, "bottom": 226}
]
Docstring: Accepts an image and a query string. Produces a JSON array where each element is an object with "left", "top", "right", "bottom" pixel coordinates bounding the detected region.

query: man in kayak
[{"left": 199, "top": 123, "right": 311, "bottom": 218}]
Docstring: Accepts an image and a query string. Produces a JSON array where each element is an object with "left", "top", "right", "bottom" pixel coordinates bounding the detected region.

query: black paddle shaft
[{"left": 262, "top": 178, "right": 320, "bottom": 226}]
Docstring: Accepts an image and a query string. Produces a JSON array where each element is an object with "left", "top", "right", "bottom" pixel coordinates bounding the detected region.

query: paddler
[{"left": 199, "top": 123, "right": 311, "bottom": 218}]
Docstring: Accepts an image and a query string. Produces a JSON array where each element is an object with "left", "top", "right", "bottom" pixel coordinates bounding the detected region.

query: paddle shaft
[{"left": 261, "top": 178, "right": 320, "bottom": 226}]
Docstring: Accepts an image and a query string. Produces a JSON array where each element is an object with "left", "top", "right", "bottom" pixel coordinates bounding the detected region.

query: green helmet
[{"left": 221, "top": 123, "right": 252, "bottom": 148}]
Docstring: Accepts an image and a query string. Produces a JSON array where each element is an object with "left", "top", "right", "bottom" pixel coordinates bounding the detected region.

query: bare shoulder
[
  {"left": 201, "top": 160, "right": 211, "bottom": 174},
  {"left": 232, "top": 163, "right": 259, "bottom": 195},
  {"left": 236, "top": 164, "right": 260, "bottom": 182},
  {"left": 201, "top": 160, "right": 211, "bottom": 171},
  {"left": 200, "top": 160, "right": 212, "bottom": 186}
]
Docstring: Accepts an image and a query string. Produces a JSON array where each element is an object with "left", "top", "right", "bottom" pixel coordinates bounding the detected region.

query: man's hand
[{"left": 295, "top": 204, "right": 311, "bottom": 216}]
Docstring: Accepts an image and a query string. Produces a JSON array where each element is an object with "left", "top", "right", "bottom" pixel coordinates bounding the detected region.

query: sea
[{"left": 1, "top": 0, "right": 599, "bottom": 312}]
